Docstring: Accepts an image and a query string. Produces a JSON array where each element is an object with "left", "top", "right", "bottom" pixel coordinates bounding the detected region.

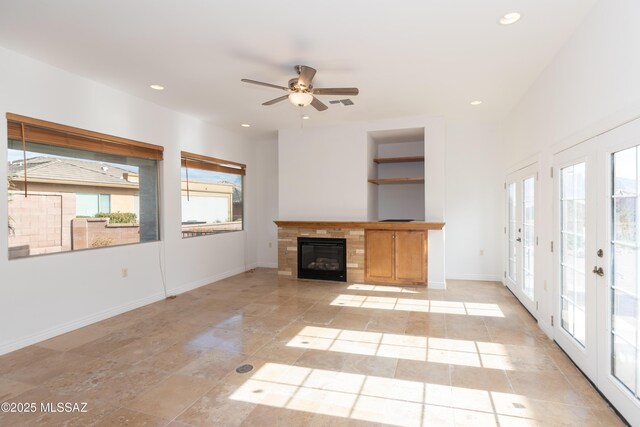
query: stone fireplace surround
[{"left": 277, "top": 226, "right": 365, "bottom": 282}]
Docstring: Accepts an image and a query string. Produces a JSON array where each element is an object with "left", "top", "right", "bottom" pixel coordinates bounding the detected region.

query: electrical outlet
[
  {"left": 544, "top": 280, "right": 547, "bottom": 291},
  {"left": 122, "top": 268, "right": 128, "bottom": 278},
  {"left": 479, "top": 249, "right": 484, "bottom": 256},
  {"left": 268, "top": 242, "right": 272, "bottom": 248}
]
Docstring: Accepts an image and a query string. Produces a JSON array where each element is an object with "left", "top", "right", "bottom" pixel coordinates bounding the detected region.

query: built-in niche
[{"left": 367, "top": 128, "right": 425, "bottom": 221}]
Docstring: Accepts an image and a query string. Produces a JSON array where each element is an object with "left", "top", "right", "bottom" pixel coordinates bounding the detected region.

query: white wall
[
  {"left": 255, "top": 135, "right": 279, "bottom": 267},
  {"left": 502, "top": 0, "right": 640, "bottom": 335},
  {"left": 445, "top": 124, "right": 504, "bottom": 281},
  {"left": 279, "top": 125, "right": 366, "bottom": 220},
  {"left": 0, "top": 47, "right": 259, "bottom": 355}
]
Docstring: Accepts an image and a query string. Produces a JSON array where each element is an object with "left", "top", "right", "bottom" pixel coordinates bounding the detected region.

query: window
[
  {"left": 7, "top": 113, "right": 162, "bottom": 259},
  {"left": 180, "top": 151, "right": 245, "bottom": 237},
  {"left": 76, "top": 193, "right": 111, "bottom": 217},
  {"left": 508, "top": 182, "right": 517, "bottom": 281},
  {"left": 522, "top": 176, "right": 535, "bottom": 300},
  {"left": 560, "top": 163, "right": 586, "bottom": 346}
]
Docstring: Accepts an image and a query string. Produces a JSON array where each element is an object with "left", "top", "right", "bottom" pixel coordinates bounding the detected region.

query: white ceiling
[{"left": 0, "top": 0, "right": 597, "bottom": 136}]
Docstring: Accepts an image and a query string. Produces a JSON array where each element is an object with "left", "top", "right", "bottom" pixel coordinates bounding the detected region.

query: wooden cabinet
[{"left": 365, "top": 229, "right": 428, "bottom": 285}]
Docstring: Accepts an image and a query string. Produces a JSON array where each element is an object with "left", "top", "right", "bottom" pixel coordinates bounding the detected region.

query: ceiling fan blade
[
  {"left": 313, "top": 87, "right": 359, "bottom": 96},
  {"left": 262, "top": 95, "right": 289, "bottom": 106},
  {"left": 241, "top": 78, "right": 289, "bottom": 91},
  {"left": 311, "top": 96, "right": 328, "bottom": 111},
  {"left": 296, "top": 65, "right": 317, "bottom": 89}
]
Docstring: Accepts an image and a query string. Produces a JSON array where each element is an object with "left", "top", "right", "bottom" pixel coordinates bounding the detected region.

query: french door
[
  {"left": 553, "top": 118, "right": 640, "bottom": 424},
  {"left": 506, "top": 163, "right": 537, "bottom": 316}
]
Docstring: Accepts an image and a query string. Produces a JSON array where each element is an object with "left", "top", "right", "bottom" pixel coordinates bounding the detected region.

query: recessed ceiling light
[
  {"left": 149, "top": 84, "right": 165, "bottom": 91},
  {"left": 470, "top": 100, "right": 483, "bottom": 106},
  {"left": 499, "top": 12, "right": 521, "bottom": 25},
  {"left": 241, "top": 123, "right": 251, "bottom": 128},
  {"left": 302, "top": 115, "right": 310, "bottom": 120}
]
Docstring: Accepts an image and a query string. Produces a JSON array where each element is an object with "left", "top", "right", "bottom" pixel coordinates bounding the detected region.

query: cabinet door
[
  {"left": 365, "top": 230, "right": 395, "bottom": 282},
  {"left": 394, "top": 231, "right": 427, "bottom": 284}
]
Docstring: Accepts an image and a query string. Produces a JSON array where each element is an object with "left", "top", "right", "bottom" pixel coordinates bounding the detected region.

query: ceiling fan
[{"left": 241, "top": 65, "right": 359, "bottom": 111}]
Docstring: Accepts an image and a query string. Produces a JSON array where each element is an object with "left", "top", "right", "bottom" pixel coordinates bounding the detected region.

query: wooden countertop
[{"left": 274, "top": 220, "right": 445, "bottom": 230}]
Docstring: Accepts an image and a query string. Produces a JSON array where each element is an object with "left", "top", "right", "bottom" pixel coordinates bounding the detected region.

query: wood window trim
[
  {"left": 180, "top": 151, "right": 246, "bottom": 176},
  {"left": 7, "top": 113, "right": 164, "bottom": 161}
]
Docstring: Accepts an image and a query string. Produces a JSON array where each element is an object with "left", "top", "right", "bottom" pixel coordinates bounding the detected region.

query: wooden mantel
[{"left": 274, "top": 220, "right": 445, "bottom": 231}]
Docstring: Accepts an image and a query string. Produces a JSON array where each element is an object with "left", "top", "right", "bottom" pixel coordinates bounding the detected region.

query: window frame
[
  {"left": 180, "top": 151, "right": 246, "bottom": 238},
  {"left": 6, "top": 113, "right": 163, "bottom": 259}
]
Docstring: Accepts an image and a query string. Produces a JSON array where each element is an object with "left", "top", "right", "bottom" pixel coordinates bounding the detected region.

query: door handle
[
  {"left": 592, "top": 266, "right": 604, "bottom": 277},
  {"left": 516, "top": 237, "right": 522, "bottom": 242}
]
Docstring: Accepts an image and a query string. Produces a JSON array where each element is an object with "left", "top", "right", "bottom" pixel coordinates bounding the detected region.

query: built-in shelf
[
  {"left": 373, "top": 156, "right": 425, "bottom": 164},
  {"left": 368, "top": 177, "right": 425, "bottom": 185}
]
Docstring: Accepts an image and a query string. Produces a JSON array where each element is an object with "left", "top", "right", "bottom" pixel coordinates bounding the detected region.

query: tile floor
[{"left": 0, "top": 269, "right": 627, "bottom": 426}]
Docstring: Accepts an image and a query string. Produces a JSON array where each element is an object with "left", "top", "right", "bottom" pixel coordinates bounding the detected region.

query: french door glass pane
[
  {"left": 523, "top": 177, "right": 535, "bottom": 300},
  {"left": 611, "top": 146, "right": 639, "bottom": 399},
  {"left": 508, "top": 183, "right": 517, "bottom": 281},
  {"left": 561, "top": 163, "right": 586, "bottom": 346}
]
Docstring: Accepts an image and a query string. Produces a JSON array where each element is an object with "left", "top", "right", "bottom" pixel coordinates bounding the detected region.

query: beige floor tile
[
  {"left": 0, "top": 345, "right": 58, "bottom": 376},
  {"left": 330, "top": 312, "right": 372, "bottom": 330},
  {"left": 300, "top": 305, "right": 343, "bottom": 325},
  {"left": 342, "top": 353, "right": 398, "bottom": 377},
  {"left": 0, "top": 271, "right": 626, "bottom": 427},
  {"left": 450, "top": 365, "right": 513, "bottom": 393},
  {"left": 241, "top": 405, "right": 317, "bottom": 426},
  {"left": 72, "top": 405, "right": 169, "bottom": 426},
  {"left": 395, "top": 359, "right": 450, "bottom": 386},
  {"left": 178, "top": 347, "right": 246, "bottom": 382},
  {"left": 187, "top": 327, "right": 272, "bottom": 354},
  {"left": 123, "top": 374, "right": 215, "bottom": 420},
  {"left": 176, "top": 376, "right": 258, "bottom": 426},
  {"left": 506, "top": 370, "right": 587, "bottom": 407},
  {"left": 37, "top": 323, "right": 113, "bottom": 352},
  {"left": 295, "top": 349, "right": 349, "bottom": 371},
  {"left": 70, "top": 329, "right": 142, "bottom": 358},
  {"left": 2, "top": 349, "right": 94, "bottom": 386},
  {"left": 253, "top": 338, "right": 307, "bottom": 364},
  {"left": 0, "top": 377, "right": 35, "bottom": 401},
  {"left": 139, "top": 341, "right": 209, "bottom": 373}
]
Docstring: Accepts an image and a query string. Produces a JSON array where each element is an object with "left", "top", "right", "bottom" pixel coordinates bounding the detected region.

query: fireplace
[{"left": 297, "top": 237, "right": 347, "bottom": 282}]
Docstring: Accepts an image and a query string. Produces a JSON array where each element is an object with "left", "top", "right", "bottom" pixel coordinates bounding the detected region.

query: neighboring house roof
[{"left": 8, "top": 156, "right": 137, "bottom": 187}]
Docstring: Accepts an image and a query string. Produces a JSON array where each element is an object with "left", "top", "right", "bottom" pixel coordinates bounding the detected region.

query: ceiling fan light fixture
[{"left": 288, "top": 92, "right": 314, "bottom": 107}]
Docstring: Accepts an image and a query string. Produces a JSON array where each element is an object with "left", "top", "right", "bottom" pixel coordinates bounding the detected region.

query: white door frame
[
  {"left": 594, "top": 119, "right": 640, "bottom": 423},
  {"left": 551, "top": 118, "right": 640, "bottom": 424},
  {"left": 552, "top": 144, "right": 599, "bottom": 380},
  {"left": 505, "top": 163, "right": 538, "bottom": 317}
]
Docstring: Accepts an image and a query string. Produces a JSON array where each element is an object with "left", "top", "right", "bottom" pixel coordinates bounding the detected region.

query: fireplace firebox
[{"left": 297, "top": 237, "right": 347, "bottom": 282}]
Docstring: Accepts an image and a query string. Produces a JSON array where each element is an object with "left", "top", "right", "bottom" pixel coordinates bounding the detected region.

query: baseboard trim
[
  {"left": 428, "top": 280, "right": 446, "bottom": 290},
  {"left": 446, "top": 274, "right": 502, "bottom": 282},
  {"left": 257, "top": 262, "right": 278, "bottom": 269},
  {"left": 538, "top": 319, "right": 553, "bottom": 339},
  {"left": 167, "top": 263, "right": 258, "bottom": 296},
  {"left": 0, "top": 291, "right": 165, "bottom": 356},
  {"left": 0, "top": 263, "right": 258, "bottom": 356}
]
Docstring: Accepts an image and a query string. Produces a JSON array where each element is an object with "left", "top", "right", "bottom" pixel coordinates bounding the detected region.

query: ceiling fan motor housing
[{"left": 288, "top": 78, "right": 311, "bottom": 93}]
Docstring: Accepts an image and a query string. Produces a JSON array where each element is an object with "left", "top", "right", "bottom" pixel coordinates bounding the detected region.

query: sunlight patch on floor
[
  {"left": 229, "top": 362, "right": 535, "bottom": 427},
  {"left": 348, "top": 283, "right": 420, "bottom": 294},
  {"left": 331, "top": 294, "right": 504, "bottom": 317},
  {"left": 286, "top": 326, "right": 516, "bottom": 370}
]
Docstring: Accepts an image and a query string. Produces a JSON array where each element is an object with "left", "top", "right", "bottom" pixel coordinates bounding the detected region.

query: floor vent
[{"left": 236, "top": 364, "right": 254, "bottom": 374}]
